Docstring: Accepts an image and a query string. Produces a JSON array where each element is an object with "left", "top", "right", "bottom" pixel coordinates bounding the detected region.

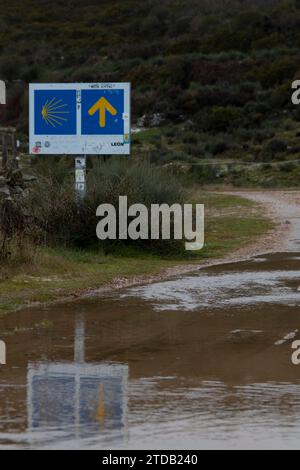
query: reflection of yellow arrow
[
  {"left": 88, "top": 97, "right": 117, "bottom": 128},
  {"left": 96, "top": 384, "right": 105, "bottom": 423}
]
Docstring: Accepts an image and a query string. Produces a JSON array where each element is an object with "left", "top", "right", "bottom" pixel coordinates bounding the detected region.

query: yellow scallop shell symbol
[{"left": 41, "top": 98, "right": 69, "bottom": 127}]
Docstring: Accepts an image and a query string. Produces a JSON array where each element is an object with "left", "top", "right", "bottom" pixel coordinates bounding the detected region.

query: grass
[{"left": 0, "top": 191, "right": 273, "bottom": 316}]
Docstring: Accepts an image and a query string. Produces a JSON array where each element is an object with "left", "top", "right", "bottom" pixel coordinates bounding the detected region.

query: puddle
[
  {"left": 0, "top": 253, "right": 300, "bottom": 449},
  {"left": 122, "top": 253, "right": 300, "bottom": 311}
]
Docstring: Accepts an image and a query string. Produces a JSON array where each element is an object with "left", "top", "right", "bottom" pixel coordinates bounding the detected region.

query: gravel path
[{"left": 227, "top": 190, "right": 300, "bottom": 255}]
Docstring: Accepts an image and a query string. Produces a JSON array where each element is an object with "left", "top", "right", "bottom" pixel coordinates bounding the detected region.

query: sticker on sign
[
  {"left": 75, "top": 157, "right": 86, "bottom": 169},
  {"left": 75, "top": 169, "right": 85, "bottom": 183},
  {"left": 29, "top": 83, "right": 131, "bottom": 155}
]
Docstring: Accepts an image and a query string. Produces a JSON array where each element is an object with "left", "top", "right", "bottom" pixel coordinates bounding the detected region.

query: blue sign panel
[
  {"left": 81, "top": 89, "right": 124, "bottom": 135},
  {"left": 34, "top": 89, "right": 77, "bottom": 135}
]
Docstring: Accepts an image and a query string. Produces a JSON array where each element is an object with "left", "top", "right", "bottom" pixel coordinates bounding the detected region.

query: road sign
[{"left": 29, "top": 83, "right": 131, "bottom": 155}]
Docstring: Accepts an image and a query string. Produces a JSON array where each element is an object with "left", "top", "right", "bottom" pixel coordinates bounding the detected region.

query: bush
[
  {"left": 208, "top": 141, "right": 231, "bottom": 156},
  {"left": 260, "top": 139, "right": 288, "bottom": 160},
  {"left": 257, "top": 58, "right": 298, "bottom": 89},
  {"left": 206, "top": 106, "right": 241, "bottom": 131},
  {"left": 265, "top": 139, "right": 288, "bottom": 155},
  {"left": 25, "top": 158, "right": 187, "bottom": 256},
  {"left": 0, "top": 174, "right": 40, "bottom": 263},
  {"left": 182, "top": 130, "right": 199, "bottom": 144},
  {"left": 0, "top": 198, "right": 27, "bottom": 261}
]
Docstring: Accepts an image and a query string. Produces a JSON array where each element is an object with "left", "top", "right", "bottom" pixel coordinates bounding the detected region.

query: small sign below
[
  {"left": 75, "top": 157, "right": 86, "bottom": 170},
  {"left": 75, "top": 169, "right": 85, "bottom": 183},
  {"left": 74, "top": 155, "right": 86, "bottom": 199}
]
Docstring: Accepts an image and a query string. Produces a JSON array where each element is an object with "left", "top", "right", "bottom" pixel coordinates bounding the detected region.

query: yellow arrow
[{"left": 88, "top": 97, "right": 117, "bottom": 128}]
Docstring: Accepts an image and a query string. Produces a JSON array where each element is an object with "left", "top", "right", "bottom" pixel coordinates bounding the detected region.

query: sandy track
[{"left": 227, "top": 190, "right": 300, "bottom": 255}]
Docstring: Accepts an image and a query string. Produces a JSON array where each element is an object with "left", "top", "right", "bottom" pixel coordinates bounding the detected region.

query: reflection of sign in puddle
[
  {"left": 27, "top": 362, "right": 128, "bottom": 441},
  {"left": 27, "top": 317, "right": 128, "bottom": 446}
]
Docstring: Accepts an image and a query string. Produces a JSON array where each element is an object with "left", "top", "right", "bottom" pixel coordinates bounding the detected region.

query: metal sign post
[
  {"left": 75, "top": 156, "right": 86, "bottom": 200},
  {"left": 0, "top": 81, "right": 6, "bottom": 105}
]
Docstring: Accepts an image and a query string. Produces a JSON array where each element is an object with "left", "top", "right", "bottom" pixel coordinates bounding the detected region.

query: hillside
[{"left": 1, "top": 0, "right": 300, "bottom": 185}]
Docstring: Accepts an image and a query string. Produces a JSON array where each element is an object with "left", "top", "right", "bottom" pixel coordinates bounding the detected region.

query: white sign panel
[
  {"left": 75, "top": 157, "right": 86, "bottom": 169},
  {"left": 75, "top": 169, "right": 85, "bottom": 183},
  {"left": 29, "top": 83, "right": 131, "bottom": 155}
]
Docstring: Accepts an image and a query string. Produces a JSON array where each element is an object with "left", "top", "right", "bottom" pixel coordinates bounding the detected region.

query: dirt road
[{"left": 227, "top": 190, "right": 300, "bottom": 256}]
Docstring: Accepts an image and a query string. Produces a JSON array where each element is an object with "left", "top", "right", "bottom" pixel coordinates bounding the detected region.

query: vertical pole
[
  {"left": 74, "top": 315, "right": 85, "bottom": 364},
  {"left": 74, "top": 315, "right": 85, "bottom": 440},
  {"left": 2, "top": 133, "right": 7, "bottom": 171},
  {"left": 0, "top": 132, "right": 2, "bottom": 170},
  {"left": 16, "top": 138, "right": 20, "bottom": 169},
  {"left": 11, "top": 130, "right": 17, "bottom": 169},
  {"left": 75, "top": 155, "right": 87, "bottom": 200},
  {"left": 0, "top": 81, "right": 6, "bottom": 171}
]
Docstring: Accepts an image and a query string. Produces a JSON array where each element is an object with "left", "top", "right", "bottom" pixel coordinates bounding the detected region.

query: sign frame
[{"left": 29, "top": 83, "right": 131, "bottom": 155}]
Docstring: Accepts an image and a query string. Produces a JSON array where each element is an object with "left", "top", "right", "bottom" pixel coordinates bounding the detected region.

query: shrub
[
  {"left": 206, "top": 106, "right": 241, "bottom": 131},
  {"left": 260, "top": 139, "right": 288, "bottom": 160},
  {"left": 208, "top": 141, "right": 231, "bottom": 156},
  {"left": 0, "top": 177, "right": 38, "bottom": 263},
  {"left": 265, "top": 139, "right": 288, "bottom": 155},
  {"left": 182, "top": 130, "right": 199, "bottom": 144},
  {"left": 257, "top": 58, "right": 298, "bottom": 89},
  {"left": 26, "top": 158, "right": 187, "bottom": 256}
]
